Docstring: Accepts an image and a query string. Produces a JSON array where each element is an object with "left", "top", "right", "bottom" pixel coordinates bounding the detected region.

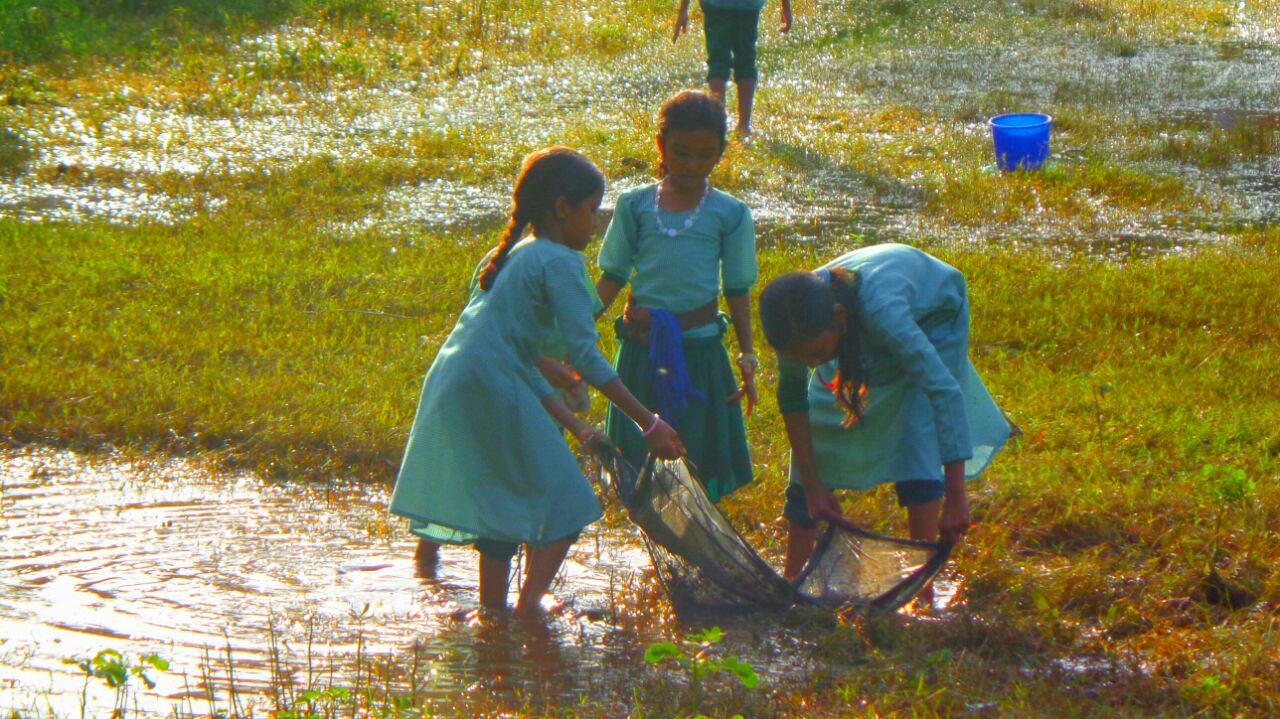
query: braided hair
[
  {"left": 759, "top": 268, "right": 869, "bottom": 427},
  {"left": 477, "top": 146, "right": 605, "bottom": 291}
]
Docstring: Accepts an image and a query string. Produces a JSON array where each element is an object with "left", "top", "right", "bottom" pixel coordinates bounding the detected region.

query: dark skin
[{"left": 773, "top": 303, "right": 971, "bottom": 581}]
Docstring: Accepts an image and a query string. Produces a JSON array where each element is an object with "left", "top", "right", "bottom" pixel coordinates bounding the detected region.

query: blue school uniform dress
[
  {"left": 777, "top": 244, "right": 1010, "bottom": 504},
  {"left": 390, "top": 238, "right": 618, "bottom": 547},
  {"left": 598, "top": 182, "right": 757, "bottom": 501}
]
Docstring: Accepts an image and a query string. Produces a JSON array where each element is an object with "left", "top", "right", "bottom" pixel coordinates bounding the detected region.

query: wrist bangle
[
  {"left": 736, "top": 352, "right": 759, "bottom": 372},
  {"left": 640, "top": 413, "right": 661, "bottom": 437},
  {"left": 576, "top": 426, "right": 598, "bottom": 444}
]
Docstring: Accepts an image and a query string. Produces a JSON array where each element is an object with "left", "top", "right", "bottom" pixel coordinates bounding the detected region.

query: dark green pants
[{"left": 700, "top": 2, "right": 761, "bottom": 81}]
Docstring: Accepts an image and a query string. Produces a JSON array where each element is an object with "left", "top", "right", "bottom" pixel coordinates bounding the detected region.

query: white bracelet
[
  {"left": 736, "top": 352, "right": 759, "bottom": 372},
  {"left": 640, "top": 413, "right": 662, "bottom": 437}
]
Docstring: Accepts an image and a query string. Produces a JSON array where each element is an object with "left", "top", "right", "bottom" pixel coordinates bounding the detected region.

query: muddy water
[
  {"left": 2, "top": 448, "right": 874, "bottom": 717},
  {"left": 0, "top": 448, "right": 651, "bottom": 716}
]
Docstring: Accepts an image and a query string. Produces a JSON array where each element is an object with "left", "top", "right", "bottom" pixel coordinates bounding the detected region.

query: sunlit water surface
[
  {"left": 2, "top": 448, "right": 881, "bottom": 717},
  {"left": 0, "top": 3, "right": 1276, "bottom": 254}
]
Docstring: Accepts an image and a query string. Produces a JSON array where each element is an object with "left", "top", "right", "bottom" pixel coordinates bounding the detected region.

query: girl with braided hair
[
  {"left": 390, "top": 146, "right": 684, "bottom": 620},
  {"left": 758, "top": 243, "right": 1010, "bottom": 585}
]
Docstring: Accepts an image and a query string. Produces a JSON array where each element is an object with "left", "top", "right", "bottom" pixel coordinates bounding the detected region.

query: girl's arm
[
  {"left": 545, "top": 251, "right": 683, "bottom": 458},
  {"left": 781, "top": 410, "right": 843, "bottom": 522},
  {"left": 541, "top": 394, "right": 605, "bottom": 448},
  {"left": 724, "top": 293, "right": 758, "bottom": 414},
  {"left": 673, "top": 0, "right": 691, "bottom": 42},
  {"left": 594, "top": 276, "right": 624, "bottom": 317},
  {"left": 598, "top": 378, "right": 685, "bottom": 458}
]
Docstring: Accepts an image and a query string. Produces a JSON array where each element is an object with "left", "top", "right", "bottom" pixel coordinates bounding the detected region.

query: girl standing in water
[{"left": 391, "top": 147, "right": 684, "bottom": 620}]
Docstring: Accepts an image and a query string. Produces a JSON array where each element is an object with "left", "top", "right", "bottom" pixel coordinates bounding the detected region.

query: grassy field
[{"left": 3, "top": 0, "right": 1280, "bottom": 716}]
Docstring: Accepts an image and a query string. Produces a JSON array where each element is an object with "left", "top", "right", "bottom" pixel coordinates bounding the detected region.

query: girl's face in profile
[
  {"left": 777, "top": 328, "right": 841, "bottom": 368},
  {"left": 557, "top": 191, "right": 604, "bottom": 252},
  {"left": 774, "top": 302, "right": 847, "bottom": 367},
  {"left": 658, "top": 128, "right": 723, "bottom": 193}
]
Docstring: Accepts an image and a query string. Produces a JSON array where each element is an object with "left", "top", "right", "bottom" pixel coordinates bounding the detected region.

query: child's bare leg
[
  {"left": 735, "top": 77, "right": 756, "bottom": 136},
  {"left": 478, "top": 553, "right": 512, "bottom": 610},
  {"left": 783, "top": 523, "right": 817, "bottom": 580},
  {"left": 906, "top": 498, "right": 943, "bottom": 604},
  {"left": 513, "top": 538, "right": 574, "bottom": 619},
  {"left": 414, "top": 538, "right": 440, "bottom": 575},
  {"left": 708, "top": 76, "right": 728, "bottom": 106}
]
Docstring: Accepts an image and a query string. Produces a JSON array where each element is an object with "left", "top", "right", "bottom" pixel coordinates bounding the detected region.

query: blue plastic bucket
[{"left": 988, "top": 113, "right": 1053, "bottom": 171}]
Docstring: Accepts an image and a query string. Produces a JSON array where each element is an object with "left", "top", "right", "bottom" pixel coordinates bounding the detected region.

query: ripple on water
[
  {"left": 0, "top": 448, "right": 827, "bottom": 718},
  {"left": 0, "top": 179, "right": 222, "bottom": 225}
]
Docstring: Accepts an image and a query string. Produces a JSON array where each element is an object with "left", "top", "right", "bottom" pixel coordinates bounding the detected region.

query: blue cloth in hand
[{"left": 646, "top": 309, "right": 705, "bottom": 426}]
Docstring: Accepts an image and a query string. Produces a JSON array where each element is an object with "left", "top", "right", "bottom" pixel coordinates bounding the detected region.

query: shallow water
[
  {"left": 1, "top": 5, "right": 1275, "bottom": 253},
  {"left": 0, "top": 448, "right": 653, "bottom": 716},
  {"left": 3, "top": 448, "right": 887, "bottom": 717}
]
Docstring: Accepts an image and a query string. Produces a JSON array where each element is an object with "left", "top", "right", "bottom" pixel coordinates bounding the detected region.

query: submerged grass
[{"left": 3, "top": 0, "right": 1280, "bottom": 716}]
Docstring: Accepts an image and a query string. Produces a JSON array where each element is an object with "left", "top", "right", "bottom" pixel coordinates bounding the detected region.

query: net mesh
[{"left": 593, "top": 447, "right": 950, "bottom": 614}]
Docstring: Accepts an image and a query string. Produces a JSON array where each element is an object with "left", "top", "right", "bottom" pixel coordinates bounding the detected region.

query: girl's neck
[
  {"left": 658, "top": 176, "right": 710, "bottom": 211},
  {"left": 531, "top": 223, "right": 569, "bottom": 247}
]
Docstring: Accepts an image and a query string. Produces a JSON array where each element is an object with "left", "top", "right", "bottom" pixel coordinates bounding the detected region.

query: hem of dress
[{"left": 394, "top": 508, "right": 599, "bottom": 547}]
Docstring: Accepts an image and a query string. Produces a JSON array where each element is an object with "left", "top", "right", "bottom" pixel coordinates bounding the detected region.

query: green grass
[{"left": 3, "top": 0, "right": 1280, "bottom": 716}]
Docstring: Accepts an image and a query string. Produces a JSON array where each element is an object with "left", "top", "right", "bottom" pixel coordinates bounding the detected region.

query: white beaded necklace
[{"left": 653, "top": 180, "right": 710, "bottom": 238}]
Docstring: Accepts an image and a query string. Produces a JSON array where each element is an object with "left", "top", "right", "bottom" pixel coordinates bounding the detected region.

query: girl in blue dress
[
  {"left": 390, "top": 147, "right": 684, "bottom": 620},
  {"left": 596, "top": 90, "right": 758, "bottom": 503},
  {"left": 757, "top": 243, "right": 1010, "bottom": 581}
]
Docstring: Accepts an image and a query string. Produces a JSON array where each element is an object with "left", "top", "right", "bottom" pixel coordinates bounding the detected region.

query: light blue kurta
[
  {"left": 598, "top": 183, "right": 756, "bottom": 339},
  {"left": 779, "top": 243, "right": 1010, "bottom": 491},
  {"left": 389, "top": 238, "right": 618, "bottom": 546},
  {"left": 468, "top": 245, "right": 605, "bottom": 363}
]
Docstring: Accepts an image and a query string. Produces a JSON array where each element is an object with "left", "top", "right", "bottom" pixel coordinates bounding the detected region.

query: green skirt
[{"left": 605, "top": 317, "right": 753, "bottom": 502}]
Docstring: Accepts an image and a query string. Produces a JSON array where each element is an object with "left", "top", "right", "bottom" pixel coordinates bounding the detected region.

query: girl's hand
[
  {"left": 939, "top": 490, "right": 971, "bottom": 544},
  {"left": 644, "top": 417, "right": 686, "bottom": 459},
  {"left": 574, "top": 424, "right": 610, "bottom": 452},
  {"left": 672, "top": 6, "right": 689, "bottom": 42},
  {"left": 804, "top": 483, "right": 843, "bottom": 523},
  {"left": 727, "top": 371, "right": 758, "bottom": 416}
]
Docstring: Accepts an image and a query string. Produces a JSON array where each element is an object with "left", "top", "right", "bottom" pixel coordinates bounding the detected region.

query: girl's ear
[{"left": 553, "top": 196, "right": 573, "bottom": 220}]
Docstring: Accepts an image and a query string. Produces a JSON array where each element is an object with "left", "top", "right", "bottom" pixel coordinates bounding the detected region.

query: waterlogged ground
[
  {"left": 3, "top": 1, "right": 1280, "bottom": 717},
  {"left": 2, "top": 448, "right": 905, "bottom": 717},
  {"left": 1, "top": 1, "right": 1277, "bottom": 253}
]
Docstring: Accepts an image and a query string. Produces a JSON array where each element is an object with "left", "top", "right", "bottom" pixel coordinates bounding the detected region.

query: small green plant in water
[
  {"left": 62, "top": 649, "right": 168, "bottom": 718},
  {"left": 644, "top": 626, "right": 759, "bottom": 706}
]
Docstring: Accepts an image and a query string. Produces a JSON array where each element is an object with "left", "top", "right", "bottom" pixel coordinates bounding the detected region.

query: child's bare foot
[{"left": 512, "top": 593, "right": 569, "bottom": 623}]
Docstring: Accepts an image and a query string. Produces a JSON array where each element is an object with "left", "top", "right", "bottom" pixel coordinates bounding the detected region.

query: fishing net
[{"left": 592, "top": 447, "right": 950, "bottom": 614}]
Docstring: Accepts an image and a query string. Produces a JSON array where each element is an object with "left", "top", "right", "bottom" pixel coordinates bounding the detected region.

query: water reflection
[
  {"left": 0, "top": 448, "right": 818, "bottom": 717},
  {"left": 0, "top": 448, "right": 655, "bottom": 716},
  {"left": 1, "top": 14, "right": 1275, "bottom": 252}
]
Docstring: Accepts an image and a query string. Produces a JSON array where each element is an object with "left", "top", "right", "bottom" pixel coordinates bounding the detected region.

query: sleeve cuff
[{"left": 601, "top": 270, "right": 630, "bottom": 287}]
